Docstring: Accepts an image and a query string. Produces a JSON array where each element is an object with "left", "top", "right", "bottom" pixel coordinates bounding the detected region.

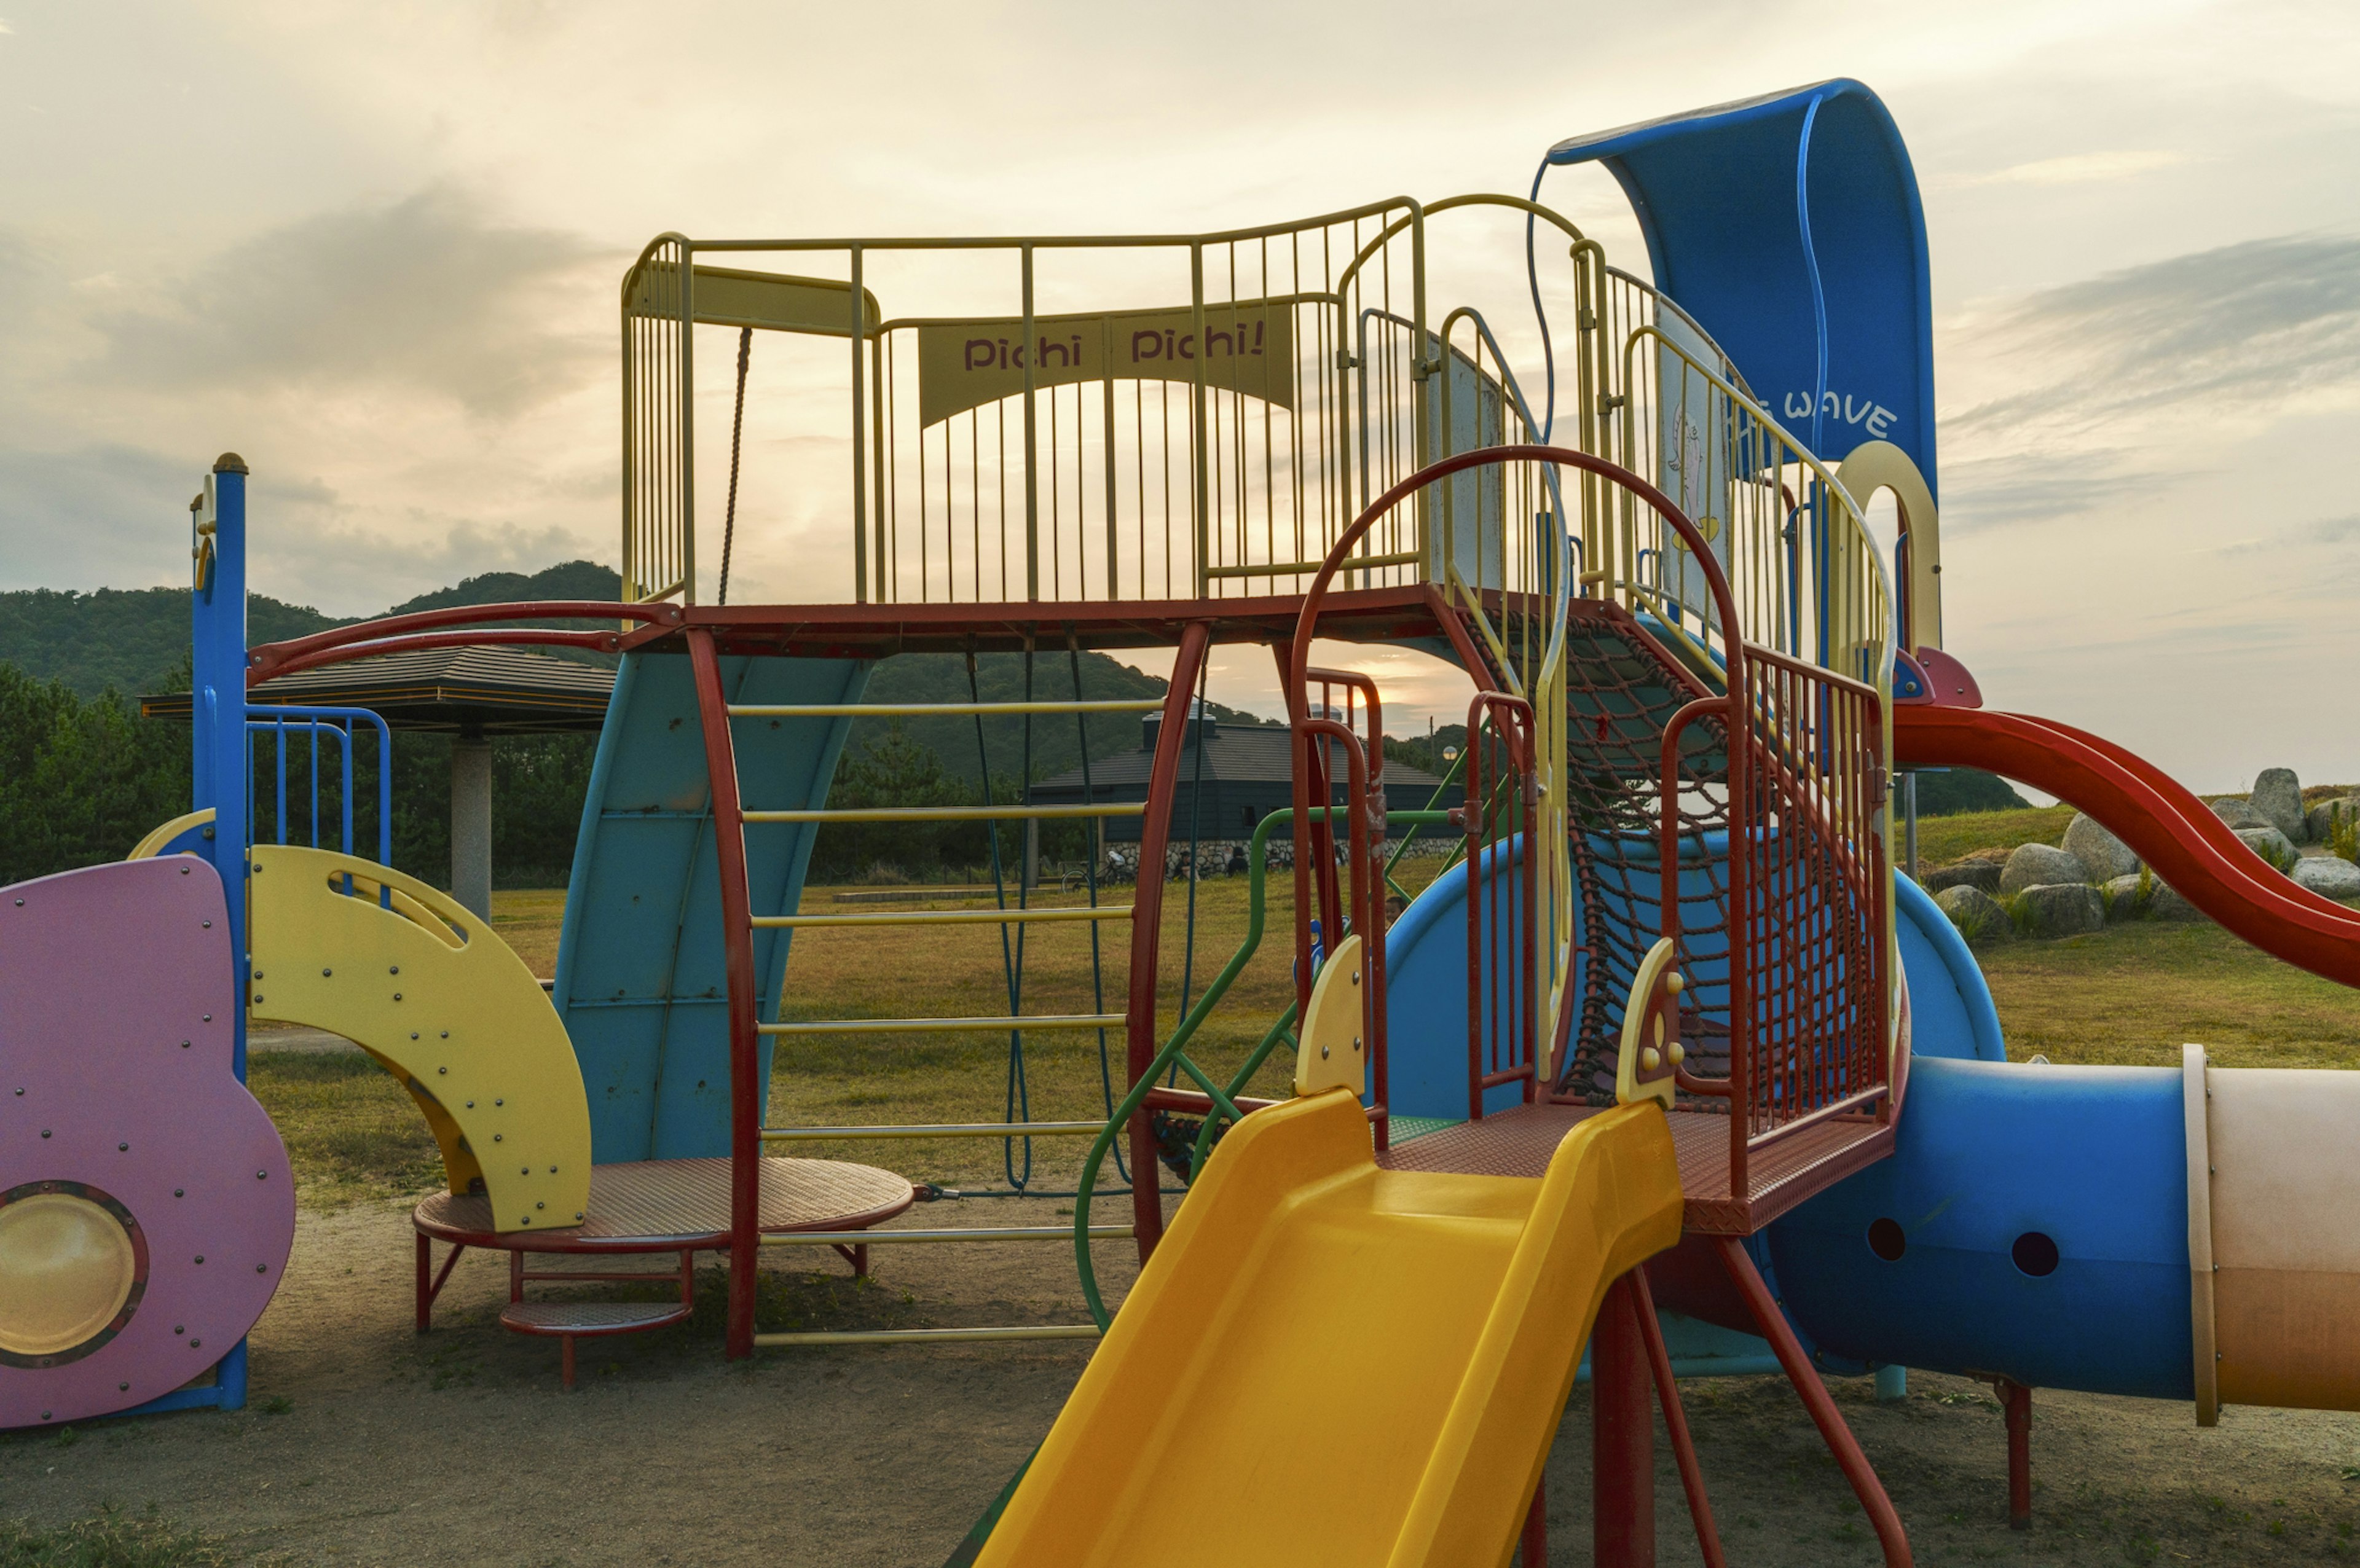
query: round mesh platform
[{"left": 414, "top": 1156, "right": 914, "bottom": 1253}]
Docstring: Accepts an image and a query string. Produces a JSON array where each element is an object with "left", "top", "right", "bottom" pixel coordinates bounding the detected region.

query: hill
[{"left": 0, "top": 562, "right": 629, "bottom": 699}]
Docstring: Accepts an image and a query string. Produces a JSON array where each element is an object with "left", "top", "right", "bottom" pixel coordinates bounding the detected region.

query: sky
[{"left": 2, "top": 0, "right": 2356, "bottom": 791}]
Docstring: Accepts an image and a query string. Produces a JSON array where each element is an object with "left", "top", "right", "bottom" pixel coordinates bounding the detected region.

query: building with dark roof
[
  {"left": 1025, "top": 707, "right": 1460, "bottom": 844},
  {"left": 144, "top": 646, "right": 615, "bottom": 920}
]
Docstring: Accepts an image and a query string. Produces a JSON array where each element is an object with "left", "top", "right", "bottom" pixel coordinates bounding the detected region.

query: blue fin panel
[{"left": 553, "top": 651, "right": 869, "bottom": 1161}]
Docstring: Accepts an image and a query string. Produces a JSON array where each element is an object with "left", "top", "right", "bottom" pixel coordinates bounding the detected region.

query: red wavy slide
[{"left": 1895, "top": 705, "right": 2360, "bottom": 989}]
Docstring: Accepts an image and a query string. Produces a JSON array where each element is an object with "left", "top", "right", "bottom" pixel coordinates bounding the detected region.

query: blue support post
[{"left": 187, "top": 451, "right": 253, "bottom": 1414}]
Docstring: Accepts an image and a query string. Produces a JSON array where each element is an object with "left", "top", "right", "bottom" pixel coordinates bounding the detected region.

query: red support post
[
  {"left": 2000, "top": 1378, "right": 2032, "bottom": 1529},
  {"left": 1631, "top": 1266, "right": 1728, "bottom": 1568},
  {"left": 1126, "top": 621, "right": 1213, "bottom": 1264},
  {"left": 686, "top": 629, "right": 764, "bottom": 1359},
  {"left": 1520, "top": 1480, "right": 1548, "bottom": 1567},
  {"left": 1715, "top": 1237, "right": 1912, "bottom": 1566},
  {"left": 1592, "top": 1270, "right": 1655, "bottom": 1568}
]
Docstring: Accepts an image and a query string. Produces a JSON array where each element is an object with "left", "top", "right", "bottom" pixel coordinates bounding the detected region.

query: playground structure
[{"left": 2, "top": 75, "right": 2359, "bottom": 1567}]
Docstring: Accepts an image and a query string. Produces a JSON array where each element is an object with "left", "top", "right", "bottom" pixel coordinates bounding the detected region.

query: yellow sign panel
[{"left": 917, "top": 300, "right": 1297, "bottom": 426}]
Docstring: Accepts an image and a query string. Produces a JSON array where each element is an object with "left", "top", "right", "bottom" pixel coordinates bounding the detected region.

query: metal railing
[{"left": 615, "top": 196, "right": 1658, "bottom": 612}]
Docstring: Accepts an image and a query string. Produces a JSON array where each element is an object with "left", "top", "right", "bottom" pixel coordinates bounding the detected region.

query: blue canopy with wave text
[{"left": 1548, "top": 79, "right": 1937, "bottom": 500}]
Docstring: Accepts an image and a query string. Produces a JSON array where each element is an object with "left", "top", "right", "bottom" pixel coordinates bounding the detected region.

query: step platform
[
  {"left": 414, "top": 1156, "right": 916, "bottom": 1382},
  {"left": 1379, "top": 1102, "right": 1893, "bottom": 1234}
]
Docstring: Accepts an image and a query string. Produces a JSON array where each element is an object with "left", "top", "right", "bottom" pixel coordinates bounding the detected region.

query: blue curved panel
[
  {"left": 1548, "top": 79, "right": 1937, "bottom": 495},
  {"left": 1894, "top": 872, "right": 2007, "bottom": 1062},
  {"left": 1383, "top": 836, "right": 1534, "bottom": 1123},
  {"left": 553, "top": 651, "right": 868, "bottom": 1162}
]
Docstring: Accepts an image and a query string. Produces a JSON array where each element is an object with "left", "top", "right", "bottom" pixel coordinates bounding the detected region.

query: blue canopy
[{"left": 1548, "top": 79, "right": 1937, "bottom": 500}]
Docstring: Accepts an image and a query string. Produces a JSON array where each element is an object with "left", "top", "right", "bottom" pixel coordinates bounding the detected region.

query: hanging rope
[
  {"left": 1165, "top": 652, "right": 1212, "bottom": 1087},
  {"left": 967, "top": 648, "right": 1032, "bottom": 1191},
  {"left": 717, "top": 326, "right": 752, "bottom": 606},
  {"left": 1004, "top": 641, "right": 1039, "bottom": 1188},
  {"left": 1068, "top": 632, "right": 1128, "bottom": 1185}
]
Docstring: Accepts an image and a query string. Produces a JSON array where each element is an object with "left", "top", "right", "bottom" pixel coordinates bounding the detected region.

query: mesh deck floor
[
  {"left": 414, "top": 1156, "right": 916, "bottom": 1252},
  {"left": 1377, "top": 1102, "right": 1892, "bottom": 1234}
]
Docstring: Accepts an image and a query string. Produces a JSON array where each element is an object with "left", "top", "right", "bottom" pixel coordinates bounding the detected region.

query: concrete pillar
[
  {"left": 450, "top": 735, "right": 493, "bottom": 923},
  {"left": 1023, "top": 818, "right": 1040, "bottom": 891}
]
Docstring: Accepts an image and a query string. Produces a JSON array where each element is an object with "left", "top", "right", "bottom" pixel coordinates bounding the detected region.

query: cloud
[
  {"left": 1964, "top": 149, "right": 2192, "bottom": 187},
  {"left": 1950, "top": 232, "right": 2360, "bottom": 434},
  {"left": 83, "top": 187, "right": 614, "bottom": 419},
  {"left": 1935, "top": 449, "right": 2173, "bottom": 531}
]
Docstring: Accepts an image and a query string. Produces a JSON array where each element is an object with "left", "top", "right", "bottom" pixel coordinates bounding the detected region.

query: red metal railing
[
  {"left": 1288, "top": 443, "right": 1889, "bottom": 1202},
  {"left": 246, "top": 600, "right": 681, "bottom": 683},
  {"left": 1289, "top": 667, "right": 1390, "bottom": 1150},
  {"left": 1463, "top": 691, "right": 1540, "bottom": 1121},
  {"left": 1731, "top": 646, "right": 1889, "bottom": 1148}
]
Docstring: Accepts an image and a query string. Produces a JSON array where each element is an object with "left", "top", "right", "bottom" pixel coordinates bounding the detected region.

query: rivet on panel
[
  {"left": 194, "top": 1255, "right": 204, "bottom": 1264},
  {"left": 119, "top": 1142, "right": 129, "bottom": 1152},
  {"left": 256, "top": 1169, "right": 267, "bottom": 1179},
  {"left": 175, "top": 1188, "right": 184, "bottom": 1197}
]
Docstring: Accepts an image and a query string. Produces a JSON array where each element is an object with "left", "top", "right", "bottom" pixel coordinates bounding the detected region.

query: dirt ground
[{"left": 8, "top": 1187, "right": 2360, "bottom": 1566}]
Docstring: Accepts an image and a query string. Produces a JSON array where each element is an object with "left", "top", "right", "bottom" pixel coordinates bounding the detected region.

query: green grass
[
  {"left": 0, "top": 1508, "right": 227, "bottom": 1568},
  {"left": 1912, "top": 802, "right": 2074, "bottom": 868},
  {"left": 246, "top": 849, "right": 2360, "bottom": 1206},
  {"left": 1976, "top": 920, "right": 2360, "bottom": 1068},
  {"left": 245, "top": 1052, "right": 442, "bottom": 1207}
]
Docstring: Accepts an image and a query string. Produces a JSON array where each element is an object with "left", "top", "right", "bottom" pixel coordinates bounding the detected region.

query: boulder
[
  {"left": 2015, "top": 882, "right": 2105, "bottom": 938},
  {"left": 2102, "top": 872, "right": 2150, "bottom": 919},
  {"left": 2292, "top": 857, "right": 2360, "bottom": 901},
  {"left": 1934, "top": 884, "right": 2008, "bottom": 941},
  {"left": 2308, "top": 796, "right": 2358, "bottom": 844},
  {"left": 2149, "top": 880, "right": 2206, "bottom": 922},
  {"left": 2000, "top": 842, "right": 2087, "bottom": 895},
  {"left": 2235, "top": 826, "right": 2298, "bottom": 871},
  {"left": 2063, "top": 812, "right": 2139, "bottom": 882},
  {"left": 2210, "top": 797, "right": 2267, "bottom": 830},
  {"left": 1923, "top": 860, "right": 2002, "bottom": 895},
  {"left": 2251, "top": 769, "right": 2306, "bottom": 841}
]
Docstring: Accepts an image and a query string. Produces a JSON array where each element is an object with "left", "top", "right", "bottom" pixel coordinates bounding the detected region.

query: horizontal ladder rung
[
  {"left": 764, "top": 1121, "right": 1107, "bottom": 1142},
  {"left": 754, "top": 906, "right": 1131, "bottom": 928},
  {"left": 763, "top": 1226, "right": 1130, "bottom": 1245},
  {"left": 752, "top": 1324, "right": 1101, "bottom": 1347},
  {"left": 761, "top": 1013, "right": 1125, "bottom": 1037},
  {"left": 744, "top": 804, "right": 1144, "bottom": 823},
  {"left": 728, "top": 700, "right": 1165, "bottom": 718}
]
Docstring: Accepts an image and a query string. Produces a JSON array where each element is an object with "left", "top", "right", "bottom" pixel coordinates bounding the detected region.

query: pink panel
[{"left": 0, "top": 857, "right": 294, "bottom": 1428}]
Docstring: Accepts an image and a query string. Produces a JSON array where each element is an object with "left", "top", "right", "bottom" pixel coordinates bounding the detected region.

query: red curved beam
[
  {"left": 247, "top": 600, "right": 681, "bottom": 682},
  {"left": 252, "top": 627, "right": 636, "bottom": 684},
  {"left": 1896, "top": 705, "right": 2360, "bottom": 987}
]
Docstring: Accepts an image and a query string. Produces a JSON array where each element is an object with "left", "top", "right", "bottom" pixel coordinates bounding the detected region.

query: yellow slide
[{"left": 977, "top": 1090, "right": 1682, "bottom": 1567}]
